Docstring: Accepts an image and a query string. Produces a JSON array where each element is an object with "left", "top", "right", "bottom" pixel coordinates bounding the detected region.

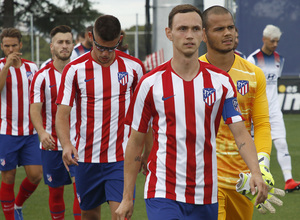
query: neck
[
  {"left": 261, "top": 46, "right": 273, "bottom": 55},
  {"left": 53, "top": 59, "right": 70, "bottom": 73},
  {"left": 205, "top": 49, "right": 235, "bottom": 72},
  {"left": 171, "top": 51, "right": 200, "bottom": 81}
]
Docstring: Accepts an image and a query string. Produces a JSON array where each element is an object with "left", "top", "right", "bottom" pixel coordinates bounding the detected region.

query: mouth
[
  {"left": 184, "top": 42, "right": 195, "bottom": 47},
  {"left": 222, "top": 39, "right": 233, "bottom": 45}
]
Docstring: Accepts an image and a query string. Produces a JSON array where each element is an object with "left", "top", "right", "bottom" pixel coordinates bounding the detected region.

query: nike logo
[
  {"left": 49, "top": 84, "right": 56, "bottom": 88},
  {"left": 84, "top": 78, "right": 95, "bottom": 82},
  {"left": 162, "top": 95, "right": 175, "bottom": 101},
  {"left": 53, "top": 215, "right": 63, "bottom": 219}
]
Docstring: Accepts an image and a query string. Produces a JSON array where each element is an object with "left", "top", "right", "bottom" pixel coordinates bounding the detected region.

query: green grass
[{"left": 1, "top": 114, "right": 300, "bottom": 219}]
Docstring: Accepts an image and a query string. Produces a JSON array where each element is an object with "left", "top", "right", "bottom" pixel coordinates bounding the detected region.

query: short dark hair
[
  {"left": 50, "top": 25, "right": 72, "bottom": 39},
  {"left": 0, "top": 28, "right": 22, "bottom": 43},
  {"left": 203, "top": 6, "right": 233, "bottom": 29},
  {"left": 85, "top": 25, "right": 93, "bottom": 33},
  {"left": 94, "top": 15, "right": 121, "bottom": 41},
  {"left": 168, "top": 4, "right": 203, "bottom": 28}
]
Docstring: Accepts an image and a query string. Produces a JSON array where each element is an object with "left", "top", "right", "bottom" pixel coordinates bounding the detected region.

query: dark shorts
[
  {"left": 41, "top": 150, "right": 76, "bottom": 187},
  {"left": 75, "top": 161, "right": 134, "bottom": 211},
  {"left": 0, "top": 134, "right": 41, "bottom": 171},
  {"left": 145, "top": 198, "right": 218, "bottom": 220}
]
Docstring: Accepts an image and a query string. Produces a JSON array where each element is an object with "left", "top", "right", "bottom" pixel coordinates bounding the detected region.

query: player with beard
[
  {"left": 199, "top": 6, "right": 284, "bottom": 219},
  {"left": 30, "top": 25, "right": 81, "bottom": 220}
]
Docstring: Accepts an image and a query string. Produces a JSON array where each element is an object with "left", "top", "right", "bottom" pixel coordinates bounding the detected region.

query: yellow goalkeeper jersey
[{"left": 199, "top": 54, "right": 272, "bottom": 189}]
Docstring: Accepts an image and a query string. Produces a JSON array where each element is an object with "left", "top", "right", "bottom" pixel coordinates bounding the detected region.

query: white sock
[{"left": 273, "top": 138, "right": 292, "bottom": 182}]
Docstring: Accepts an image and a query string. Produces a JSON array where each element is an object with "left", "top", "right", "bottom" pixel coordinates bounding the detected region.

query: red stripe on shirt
[
  {"left": 184, "top": 80, "right": 196, "bottom": 204},
  {"left": 85, "top": 60, "right": 95, "bottom": 163}
]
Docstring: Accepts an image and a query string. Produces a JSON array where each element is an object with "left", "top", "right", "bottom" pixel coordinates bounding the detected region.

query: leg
[
  {"left": 81, "top": 205, "right": 101, "bottom": 220},
  {"left": 14, "top": 165, "right": 42, "bottom": 208},
  {"left": 49, "top": 186, "right": 65, "bottom": 220},
  {"left": 0, "top": 170, "right": 16, "bottom": 220},
  {"left": 273, "top": 138, "right": 292, "bottom": 181},
  {"left": 73, "top": 180, "right": 82, "bottom": 220},
  {"left": 109, "top": 201, "right": 120, "bottom": 220}
]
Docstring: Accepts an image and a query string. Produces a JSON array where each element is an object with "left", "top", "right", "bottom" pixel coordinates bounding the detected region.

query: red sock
[
  {"left": 0, "top": 181, "right": 15, "bottom": 220},
  {"left": 15, "top": 177, "right": 39, "bottom": 207},
  {"left": 49, "top": 186, "right": 65, "bottom": 220},
  {"left": 73, "top": 182, "right": 81, "bottom": 220}
]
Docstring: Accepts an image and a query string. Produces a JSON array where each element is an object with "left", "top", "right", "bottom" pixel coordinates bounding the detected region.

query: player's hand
[
  {"left": 236, "top": 172, "right": 285, "bottom": 214},
  {"left": 62, "top": 144, "right": 79, "bottom": 171},
  {"left": 5, "top": 52, "right": 22, "bottom": 67},
  {"left": 115, "top": 199, "right": 134, "bottom": 220},
  {"left": 39, "top": 131, "right": 55, "bottom": 150}
]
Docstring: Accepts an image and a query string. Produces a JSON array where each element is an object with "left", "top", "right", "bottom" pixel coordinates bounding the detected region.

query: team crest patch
[
  {"left": 232, "top": 98, "right": 241, "bottom": 113},
  {"left": 0, "top": 159, "right": 5, "bottom": 166},
  {"left": 47, "top": 174, "right": 52, "bottom": 182},
  {"left": 118, "top": 72, "right": 129, "bottom": 85},
  {"left": 237, "top": 80, "right": 249, "bottom": 96},
  {"left": 203, "top": 88, "right": 216, "bottom": 106},
  {"left": 26, "top": 71, "right": 33, "bottom": 80}
]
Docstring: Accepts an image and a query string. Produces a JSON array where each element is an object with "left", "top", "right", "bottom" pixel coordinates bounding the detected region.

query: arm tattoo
[
  {"left": 238, "top": 142, "right": 246, "bottom": 151},
  {"left": 134, "top": 156, "right": 141, "bottom": 162}
]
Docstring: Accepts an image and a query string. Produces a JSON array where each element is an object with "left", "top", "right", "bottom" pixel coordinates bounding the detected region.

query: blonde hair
[{"left": 263, "top": 24, "right": 282, "bottom": 40}]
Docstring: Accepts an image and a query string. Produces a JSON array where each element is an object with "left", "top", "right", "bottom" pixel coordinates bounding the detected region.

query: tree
[{"left": 0, "top": 0, "right": 101, "bottom": 35}]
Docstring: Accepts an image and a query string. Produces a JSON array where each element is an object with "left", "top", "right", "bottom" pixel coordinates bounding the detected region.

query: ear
[
  {"left": 202, "top": 28, "right": 208, "bottom": 44},
  {"left": 88, "top": 31, "right": 93, "bottom": 42},
  {"left": 19, "top": 42, "right": 23, "bottom": 50},
  {"left": 119, "top": 35, "right": 123, "bottom": 42},
  {"left": 165, "top": 27, "right": 172, "bottom": 41}
]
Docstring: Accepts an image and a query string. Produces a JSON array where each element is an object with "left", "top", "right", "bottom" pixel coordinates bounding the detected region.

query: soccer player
[
  {"left": 116, "top": 4, "right": 268, "bottom": 220},
  {"left": 55, "top": 15, "right": 146, "bottom": 220},
  {"left": 70, "top": 25, "right": 93, "bottom": 61},
  {"left": 0, "top": 28, "right": 43, "bottom": 220},
  {"left": 233, "top": 27, "right": 246, "bottom": 59},
  {"left": 199, "top": 6, "right": 274, "bottom": 219},
  {"left": 30, "top": 25, "right": 81, "bottom": 220},
  {"left": 247, "top": 24, "right": 300, "bottom": 193}
]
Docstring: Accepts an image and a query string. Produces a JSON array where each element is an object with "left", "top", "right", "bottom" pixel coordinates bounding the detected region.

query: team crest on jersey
[
  {"left": 0, "top": 159, "right": 5, "bottom": 166},
  {"left": 26, "top": 71, "right": 33, "bottom": 80},
  {"left": 237, "top": 80, "right": 249, "bottom": 96},
  {"left": 203, "top": 88, "right": 216, "bottom": 106},
  {"left": 47, "top": 174, "right": 52, "bottom": 182},
  {"left": 77, "top": 193, "right": 81, "bottom": 203},
  {"left": 118, "top": 72, "right": 129, "bottom": 85}
]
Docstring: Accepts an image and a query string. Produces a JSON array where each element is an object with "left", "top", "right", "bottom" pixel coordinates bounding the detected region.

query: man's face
[
  {"left": 89, "top": 31, "right": 121, "bottom": 67},
  {"left": 1, "top": 37, "right": 22, "bottom": 57},
  {"left": 203, "top": 12, "right": 236, "bottom": 54},
  {"left": 166, "top": 11, "right": 203, "bottom": 58},
  {"left": 51, "top": 32, "right": 73, "bottom": 61},
  {"left": 263, "top": 37, "right": 279, "bottom": 54}
]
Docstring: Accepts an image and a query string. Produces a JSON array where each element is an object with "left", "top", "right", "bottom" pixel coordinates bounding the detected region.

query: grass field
[{"left": 1, "top": 114, "right": 300, "bottom": 219}]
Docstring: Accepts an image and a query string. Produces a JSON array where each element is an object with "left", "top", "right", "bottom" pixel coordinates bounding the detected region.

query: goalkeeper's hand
[
  {"left": 258, "top": 152, "right": 274, "bottom": 187},
  {"left": 236, "top": 172, "right": 285, "bottom": 214}
]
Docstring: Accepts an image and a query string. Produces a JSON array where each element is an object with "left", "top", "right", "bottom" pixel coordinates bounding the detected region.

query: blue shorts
[
  {"left": 41, "top": 150, "right": 76, "bottom": 187},
  {"left": 0, "top": 134, "right": 42, "bottom": 171},
  {"left": 145, "top": 198, "right": 218, "bottom": 220},
  {"left": 75, "top": 161, "right": 134, "bottom": 211}
]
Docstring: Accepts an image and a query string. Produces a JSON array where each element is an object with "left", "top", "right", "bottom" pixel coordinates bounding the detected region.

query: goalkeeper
[{"left": 199, "top": 6, "right": 284, "bottom": 220}]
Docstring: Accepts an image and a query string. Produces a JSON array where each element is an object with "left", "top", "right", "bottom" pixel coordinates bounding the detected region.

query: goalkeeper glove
[
  {"left": 236, "top": 172, "right": 285, "bottom": 214},
  {"left": 258, "top": 152, "right": 274, "bottom": 187}
]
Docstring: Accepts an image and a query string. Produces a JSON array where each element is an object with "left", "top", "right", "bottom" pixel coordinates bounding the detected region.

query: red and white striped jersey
[
  {"left": 125, "top": 60, "right": 243, "bottom": 205},
  {"left": 0, "top": 58, "right": 38, "bottom": 136},
  {"left": 57, "top": 50, "right": 145, "bottom": 163},
  {"left": 30, "top": 62, "right": 77, "bottom": 151}
]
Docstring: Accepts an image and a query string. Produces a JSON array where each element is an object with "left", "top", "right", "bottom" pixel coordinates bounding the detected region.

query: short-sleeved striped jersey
[
  {"left": 0, "top": 58, "right": 38, "bottom": 136},
  {"left": 247, "top": 49, "right": 284, "bottom": 116},
  {"left": 125, "top": 60, "right": 243, "bottom": 205},
  {"left": 56, "top": 50, "right": 145, "bottom": 163},
  {"left": 30, "top": 62, "right": 77, "bottom": 151},
  {"left": 200, "top": 54, "right": 271, "bottom": 190}
]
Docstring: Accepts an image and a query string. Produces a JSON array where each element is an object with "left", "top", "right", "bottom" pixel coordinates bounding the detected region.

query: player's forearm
[
  {"left": 123, "top": 130, "right": 145, "bottom": 200},
  {"left": 0, "top": 65, "right": 10, "bottom": 92},
  {"left": 55, "top": 106, "right": 72, "bottom": 147},
  {"left": 30, "top": 104, "right": 46, "bottom": 135}
]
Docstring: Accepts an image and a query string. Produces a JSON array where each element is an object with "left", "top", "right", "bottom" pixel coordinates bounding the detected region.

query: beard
[
  {"left": 54, "top": 51, "right": 71, "bottom": 61},
  {"left": 206, "top": 36, "right": 234, "bottom": 54}
]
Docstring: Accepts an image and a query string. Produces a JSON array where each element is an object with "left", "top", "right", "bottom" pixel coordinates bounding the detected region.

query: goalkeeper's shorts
[{"left": 218, "top": 187, "right": 253, "bottom": 220}]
